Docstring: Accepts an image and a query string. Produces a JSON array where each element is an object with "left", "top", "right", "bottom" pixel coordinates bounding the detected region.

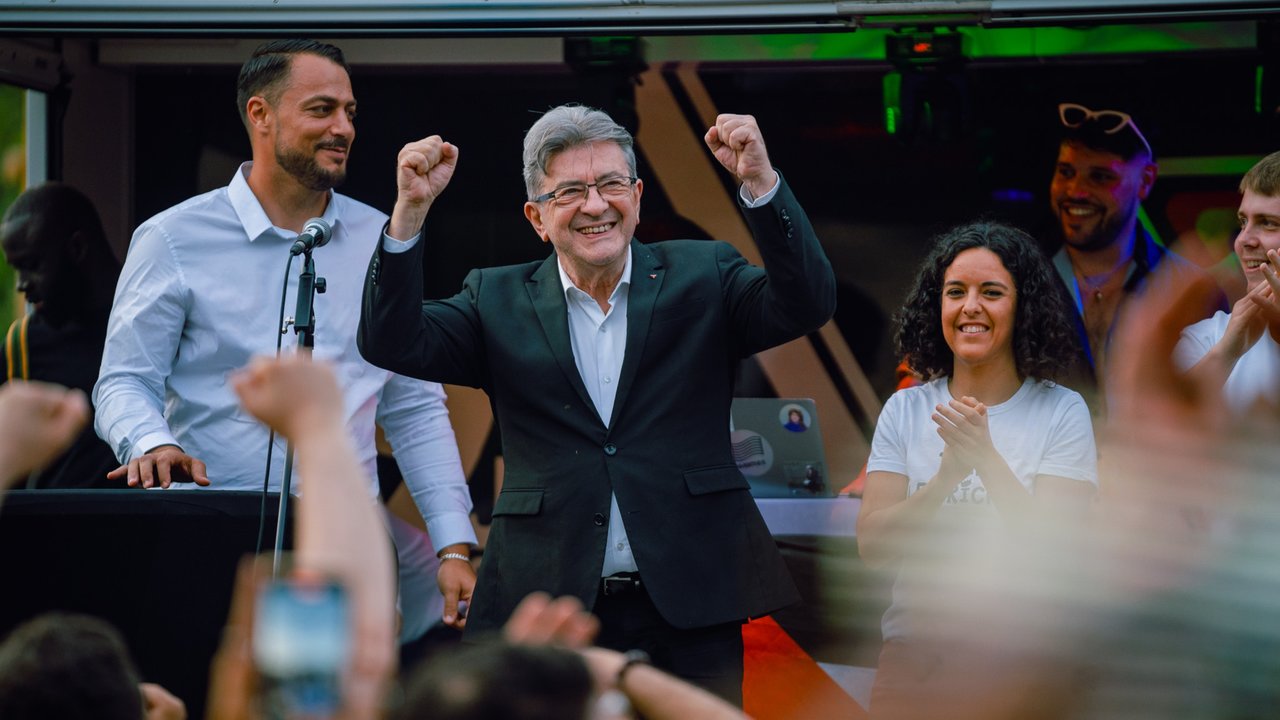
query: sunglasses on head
[{"left": 1058, "top": 102, "right": 1153, "bottom": 158}]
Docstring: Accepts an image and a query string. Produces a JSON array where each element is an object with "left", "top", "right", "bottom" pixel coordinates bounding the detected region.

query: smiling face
[
  {"left": 1236, "top": 188, "right": 1280, "bottom": 291},
  {"left": 523, "top": 141, "right": 642, "bottom": 287},
  {"left": 941, "top": 247, "right": 1018, "bottom": 373},
  {"left": 1050, "top": 141, "right": 1155, "bottom": 252},
  {"left": 262, "top": 53, "right": 356, "bottom": 192}
]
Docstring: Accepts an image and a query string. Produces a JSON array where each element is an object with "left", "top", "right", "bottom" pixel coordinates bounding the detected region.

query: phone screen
[{"left": 254, "top": 576, "right": 349, "bottom": 718}]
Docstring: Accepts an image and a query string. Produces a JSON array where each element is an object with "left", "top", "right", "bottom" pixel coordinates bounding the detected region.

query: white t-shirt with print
[{"left": 866, "top": 376, "right": 1098, "bottom": 642}]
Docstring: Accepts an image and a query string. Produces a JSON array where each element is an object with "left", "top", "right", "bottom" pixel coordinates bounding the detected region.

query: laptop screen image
[{"left": 729, "top": 398, "right": 831, "bottom": 498}]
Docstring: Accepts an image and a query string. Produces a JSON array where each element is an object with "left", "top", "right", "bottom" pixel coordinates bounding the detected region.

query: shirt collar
[
  {"left": 228, "top": 161, "right": 342, "bottom": 243},
  {"left": 556, "top": 245, "right": 632, "bottom": 304}
]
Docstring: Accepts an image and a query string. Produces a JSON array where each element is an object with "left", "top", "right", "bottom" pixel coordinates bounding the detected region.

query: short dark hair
[
  {"left": 235, "top": 39, "right": 349, "bottom": 129},
  {"left": 895, "top": 221, "right": 1078, "bottom": 382},
  {"left": 1240, "top": 150, "right": 1280, "bottom": 197},
  {"left": 392, "top": 642, "right": 593, "bottom": 720},
  {"left": 1, "top": 182, "right": 109, "bottom": 255},
  {"left": 0, "top": 613, "right": 143, "bottom": 720}
]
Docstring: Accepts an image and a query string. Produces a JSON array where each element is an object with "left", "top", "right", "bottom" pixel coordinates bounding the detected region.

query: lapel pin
[{"left": 649, "top": 274, "right": 657, "bottom": 279}]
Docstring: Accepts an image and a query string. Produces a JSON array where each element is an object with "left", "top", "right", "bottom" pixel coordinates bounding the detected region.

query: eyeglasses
[
  {"left": 1058, "top": 103, "right": 1152, "bottom": 158},
  {"left": 533, "top": 176, "right": 637, "bottom": 206}
]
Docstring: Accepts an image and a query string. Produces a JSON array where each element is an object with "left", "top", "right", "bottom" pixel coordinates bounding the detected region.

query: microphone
[{"left": 289, "top": 218, "right": 332, "bottom": 256}]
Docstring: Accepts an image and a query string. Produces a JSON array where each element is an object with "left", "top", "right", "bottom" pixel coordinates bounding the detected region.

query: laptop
[{"left": 729, "top": 397, "right": 831, "bottom": 498}]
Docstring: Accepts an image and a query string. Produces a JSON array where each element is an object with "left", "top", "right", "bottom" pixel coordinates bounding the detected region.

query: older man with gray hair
[{"left": 359, "top": 104, "right": 835, "bottom": 704}]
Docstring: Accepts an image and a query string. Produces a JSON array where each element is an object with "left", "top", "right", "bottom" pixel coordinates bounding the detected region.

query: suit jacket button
[
  {"left": 603, "top": 443, "right": 617, "bottom": 456},
  {"left": 593, "top": 513, "right": 606, "bottom": 526}
]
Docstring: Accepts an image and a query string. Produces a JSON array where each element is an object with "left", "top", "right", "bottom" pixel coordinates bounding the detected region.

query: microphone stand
[{"left": 273, "top": 248, "right": 327, "bottom": 577}]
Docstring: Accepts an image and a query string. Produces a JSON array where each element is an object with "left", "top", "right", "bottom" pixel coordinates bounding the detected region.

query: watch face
[{"left": 617, "top": 648, "right": 651, "bottom": 684}]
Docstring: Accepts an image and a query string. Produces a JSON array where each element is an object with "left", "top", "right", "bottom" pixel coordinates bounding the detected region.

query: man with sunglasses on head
[
  {"left": 359, "top": 105, "right": 836, "bottom": 706},
  {"left": 1048, "top": 102, "right": 1226, "bottom": 415}
]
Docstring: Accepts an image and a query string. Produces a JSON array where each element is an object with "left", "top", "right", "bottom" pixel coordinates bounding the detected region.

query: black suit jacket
[{"left": 359, "top": 177, "right": 836, "bottom": 632}]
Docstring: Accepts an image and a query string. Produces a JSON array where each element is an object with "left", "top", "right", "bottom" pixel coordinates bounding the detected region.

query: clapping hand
[{"left": 933, "top": 396, "right": 995, "bottom": 476}]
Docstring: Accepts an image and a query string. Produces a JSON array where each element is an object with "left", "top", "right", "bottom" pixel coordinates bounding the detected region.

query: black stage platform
[{"left": 0, "top": 489, "right": 293, "bottom": 720}]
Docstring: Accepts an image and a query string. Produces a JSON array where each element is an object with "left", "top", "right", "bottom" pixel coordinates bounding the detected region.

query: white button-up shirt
[
  {"left": 94, "top": 163, "right": 476, "bottom": 550},
  {"left": 557, "top": 250, "right": 638, "bottom": 575}
]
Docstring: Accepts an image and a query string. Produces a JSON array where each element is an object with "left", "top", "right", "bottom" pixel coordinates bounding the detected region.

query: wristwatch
[{"left": 616, "top": 649, "right": 651, "bottom": 688}]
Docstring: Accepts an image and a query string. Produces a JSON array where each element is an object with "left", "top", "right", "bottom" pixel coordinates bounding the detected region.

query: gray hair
[{"left": 522, "top": 105, "right": 636, "bottom": 200}]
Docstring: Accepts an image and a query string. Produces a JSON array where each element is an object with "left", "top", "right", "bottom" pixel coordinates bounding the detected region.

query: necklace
[{"left": 1073, "top": 257, "right": 1130, "bottom": 303}]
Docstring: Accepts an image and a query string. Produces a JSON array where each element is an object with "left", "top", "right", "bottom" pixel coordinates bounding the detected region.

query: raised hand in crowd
[
  {"left": 501, "top": 592, "right": 749, "bottom": 720},
  {"left": 208, "top": 354, "right": 397, "bottom": 720},
  {"left": 0, "top": 381, "right": 89, "bottom": 498}
]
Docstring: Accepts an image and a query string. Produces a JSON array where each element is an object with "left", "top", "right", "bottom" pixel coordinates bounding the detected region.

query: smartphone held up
[{"left": 253, "top": 574, "right": 350, "bottom": 719}]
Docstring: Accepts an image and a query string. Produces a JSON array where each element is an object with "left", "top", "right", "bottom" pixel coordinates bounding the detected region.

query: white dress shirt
[
  {"left": 94, "top": 163, "right": 476, "bottom": 550},
  {"left": 557, "top": 250, "right": 638, "bottom": 576},
  {"left": 381, "top": 174, "right": 779, "bottom": 575}
]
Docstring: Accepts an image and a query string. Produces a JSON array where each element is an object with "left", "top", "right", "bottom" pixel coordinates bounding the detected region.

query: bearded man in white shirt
[{"left": 93, "top": 39, "right": 477, "bottom": 629}]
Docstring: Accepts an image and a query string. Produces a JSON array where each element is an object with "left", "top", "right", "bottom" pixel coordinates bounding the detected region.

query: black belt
[{"left": 600, "top": 572, "right": 643, "bottom": 596}]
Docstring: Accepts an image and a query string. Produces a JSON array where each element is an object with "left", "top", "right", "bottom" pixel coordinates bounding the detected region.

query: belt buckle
[{"left": 602, "top": 574, "right": 640, "bottom": 596}]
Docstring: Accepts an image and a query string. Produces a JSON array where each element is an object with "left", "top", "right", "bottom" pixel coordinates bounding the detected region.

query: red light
[{"left": 913, "top": 41, "right": 933, "bottom": 54}]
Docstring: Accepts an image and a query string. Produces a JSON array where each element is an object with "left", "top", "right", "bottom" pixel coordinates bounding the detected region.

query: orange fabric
[
  {"left": 743, "top": 616, "right": 869, "bottom": 719},
  {"left": 841, "top": 465, "right": 869, "bottom": 498}
]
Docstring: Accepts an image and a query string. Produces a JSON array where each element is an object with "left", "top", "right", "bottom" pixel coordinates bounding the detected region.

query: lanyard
[{"left": 5, "top": 314, "right": 30, "bottom": 381}]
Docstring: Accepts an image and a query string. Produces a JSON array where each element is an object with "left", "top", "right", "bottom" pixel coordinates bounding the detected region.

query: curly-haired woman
[{"left": 856, "top": 221, "right": 1098, "bottom": 719}]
